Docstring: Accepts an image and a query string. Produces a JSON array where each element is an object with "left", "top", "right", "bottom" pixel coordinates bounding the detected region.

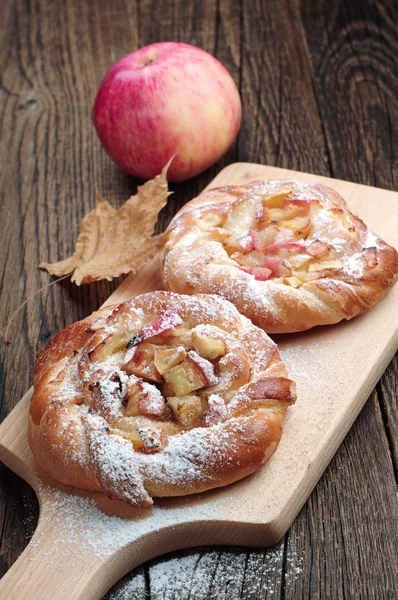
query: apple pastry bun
[
  {"left": 160, "top": 180, "right": 398, "bottom": 333},
  {"left": 29, "top": 291, "right": 296, "bottom": 506}
]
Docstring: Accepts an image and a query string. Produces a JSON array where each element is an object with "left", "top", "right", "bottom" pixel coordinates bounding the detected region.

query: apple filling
[
  {"left": 82, "top": 312, "right": 238, "bottom": 454},
  {"left": 206, "top": 190, "right": 362, "bottom": 285}
]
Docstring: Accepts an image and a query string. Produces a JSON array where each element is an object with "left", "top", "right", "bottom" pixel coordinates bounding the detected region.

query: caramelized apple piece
[
  {"left": 124, "top": 376, "right": 141, "bottom": 417},
  {"left": 165, "top": 351, "right": 217, "bottom": 396},
  {"left": 123, "top": 427, "right": 165, "bottom": 454},
  {"left": 232, "top": 249, "right": 265, "bottom": 267},
  {"left": 263, "top": 256, "right": 282, "bottom": 274},
  {"left": 198, "top": 212, "right": 223, "bottom": 229},
  {"left": 266, "top": 241, "right": 306, "bottom": 254},
  {"left": 308, "top": 259, "right": 343, "bottom": 272},
  {"left": 234, "top": 264, "right": 270, "bottom": 280},
  {"left": 186, "top": 351, "right": 218, "bottom": 385},
  {"left": 264, "top": 191, "right": 288, "bottom": 208},
  {"left": 224, "top": 197, "right": 258, "bottom": 233},
  {"left": 200, "top": 394, "right": 227, "bottom": 427},
  {"left": 283, "top": 197, "right": 311, "bottom": 216},
  {"left": 330, "top": 207, "right": 356, "bottom": 232},
  {"left": 362, "top": 247, "right": 378, "bottom": 268},
  {"left": 167, "top": 395, "right": 203, "bottom": 427},
  {"left": 225, "top": 231, "right": 255, "bottom": 254},
  {"left": 280, "top": 217, "right": 311, "bottom": 237},
  {"left": 137, "top": 382, "right": 169, "bottom": 419},
  {"left": 254, "top": 223, "right": 281, "bottom": 248},
  {"left": 124, "top": 377, "right": 170, "bottom": 420},
  {"left": 254, "top": 203, "right": 269, "bottom": 225},
  {"left": 268, "top": 207, "right": 289, "bottom": 221},
  {"left": 154, "top": 346, "right": 187, "bottom": 377},
  {"left": 165, "top": 360, "right": 205, "bottom": 396},
  {"left": 307, "top": 239, "right": 330, "bottom": 257},
  {"left": 88, "top": 333, "right": 128, "bottom": 363},
  {"left": 286, "top": 254, "right": 312, "bottom": 269},
  {"left": 246, "top": 377, "right": 296, "bottom": 403},
  {"left": 235, "top": 263, "right": 273, "bottom": 281},
  {"left": 191, "top": 331, "right": 227, "bottom": 360},
  {"left": 122, "top": 343, "right": 162, "bottom": 382},
  {"left": 209, "top": 227, "right": 229, "bottom": 243},
  {"left": 126, "top": 310, "right": 183, "bottom": 348},
  {"left": 284, "top": 275, "right": 303, "bottom": 288},
  {"left": 291, "top": 270, "right": 318, "bottom": 282},
  {"left": 239, "top": 233, "right": 256, "bottom": 254},
  {"left": 249, "top": 267, "right": 273, "bottom": 281}
]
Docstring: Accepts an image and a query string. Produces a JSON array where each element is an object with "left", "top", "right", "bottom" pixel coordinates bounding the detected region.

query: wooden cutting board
[{"left": 1, "top": 163, "right": 397, "bottom": 600}]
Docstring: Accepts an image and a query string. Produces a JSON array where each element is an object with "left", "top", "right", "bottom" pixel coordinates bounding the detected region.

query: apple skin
[{"left": 93, "top": 42, "right": 242, "bottom": 182}]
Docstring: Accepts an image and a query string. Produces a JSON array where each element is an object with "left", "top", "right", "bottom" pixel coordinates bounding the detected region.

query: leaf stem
[{"left": 3, "top": 273, "right": 71, "bottom": 346}]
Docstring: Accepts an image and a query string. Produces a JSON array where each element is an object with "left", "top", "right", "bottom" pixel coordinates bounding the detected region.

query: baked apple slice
[
  {"left": 126, "top": 310, "right": 183, "bottom": 348},
  {"left": 154, "top": 346, "right": 187, "bottom": 376},
  {"left": 191, "top": 330, "right": 227, "bottom": 360},
  {"left": 200, "top": 394, "right": 227, "bottom": 427},
  {"left": 137, "top": 382, "right": 169, "bottom": 419},
  {"left": 167, "top": 394, "right": 203, "bottom": 427},
  {"left": 124, "top": 376, "right": 141, "bottom": 417},
  {"left": 307, "top": 239, "right": 330, "bottom": 258},
  {"left": 118, "top": 426, "right": 165, "bottom": 454},
  {"left": 164, "top": 351, "right": 217, "bottom": 396},
  {"left": 122, "top": 343, "right": 162, "bottom": 382}
]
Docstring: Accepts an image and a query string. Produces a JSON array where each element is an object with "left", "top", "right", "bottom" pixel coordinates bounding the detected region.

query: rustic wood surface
[{"left": 0, "top": 0, "right": 397, "bottom": 598}]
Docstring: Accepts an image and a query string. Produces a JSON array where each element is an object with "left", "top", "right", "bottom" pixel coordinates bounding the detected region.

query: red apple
[{"left": 93, "top": 42, "right": 242, "bottom": 182}]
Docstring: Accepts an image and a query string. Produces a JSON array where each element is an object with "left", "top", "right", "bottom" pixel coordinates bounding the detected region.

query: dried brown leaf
[{"left": 40, "top": 162, "right": 172, "bottom": 285}]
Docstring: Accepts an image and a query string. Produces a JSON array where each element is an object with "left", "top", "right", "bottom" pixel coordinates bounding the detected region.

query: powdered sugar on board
[
  {"left": 278, "top": 336, "right": 339, "bottom": 388},
  {"left": 30, "top": 482, "right": 238, "bottom": 564}
]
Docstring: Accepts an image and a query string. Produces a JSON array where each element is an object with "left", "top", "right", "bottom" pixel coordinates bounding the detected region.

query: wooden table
[{"left": 1, "top": 1, "right": 397, "bottom": 598}]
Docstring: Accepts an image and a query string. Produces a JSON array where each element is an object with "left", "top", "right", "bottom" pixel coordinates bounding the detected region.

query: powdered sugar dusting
[
  {"left": 139, "top": 383, "right": 166, "bottom": 416},
  {"left": 30, "top": 482, "right": 238, "bottom": 562},
  {"left": 343, "top": 253, "right": 364, "bottom": 279},
  {"left": 83, "top": 412, "right": 152, "bottom": 506},
  {"left": 187, "top": 350, "right": 218, "bottom": 386},
  {"left": 279, "top": 338, "right": 339, "bottom": 388},
  {"left": 142, "top": 540, "right": 305, "bottom": 599},
  {"left": 137, "top": 420, "right": 244, "bottom": 489}
]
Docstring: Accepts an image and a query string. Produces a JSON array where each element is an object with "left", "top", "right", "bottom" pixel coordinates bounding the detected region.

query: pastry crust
[
  {"left": 29, "top": 291, "right": 296, "bottom": 506},
  {"left": 160, "top": 180, "right": 398, "bottom": 333}
]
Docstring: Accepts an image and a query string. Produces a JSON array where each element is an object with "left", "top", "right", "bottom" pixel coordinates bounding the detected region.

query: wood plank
[
  {"left": 238, "top": 0, "right": 330, "bottom": 175},
  {"left": 1, "top": 0, "right": 397, "bottom": 599},
  {"left": 285, "top": 1, "right": 398, "bottom": 598},
  {"left": 299, "top": 0, "right": 398, "bottom": 187}
]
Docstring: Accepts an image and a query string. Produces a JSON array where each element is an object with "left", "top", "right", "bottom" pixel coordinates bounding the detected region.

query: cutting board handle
[
  {"left": 0, "top": 512, "right": 109, "bottom": 600},
  {"left": 0, "top": 502, "right": 228, "bottom": 600}
]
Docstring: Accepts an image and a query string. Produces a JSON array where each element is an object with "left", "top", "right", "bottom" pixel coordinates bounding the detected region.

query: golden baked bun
[
  {"left": 29, "top": 291, "right": 296, "bottom": 506},
  {"left": 160, "top": 180, "right": 398, "bottom": 333}
]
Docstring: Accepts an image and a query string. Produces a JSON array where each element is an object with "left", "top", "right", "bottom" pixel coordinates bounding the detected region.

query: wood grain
[
  {"left": 0, "top": 0, "right": 397, "bottom": 599},
  {"left": 0, "top": 164, "right": 397, "bottom": 600}
]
